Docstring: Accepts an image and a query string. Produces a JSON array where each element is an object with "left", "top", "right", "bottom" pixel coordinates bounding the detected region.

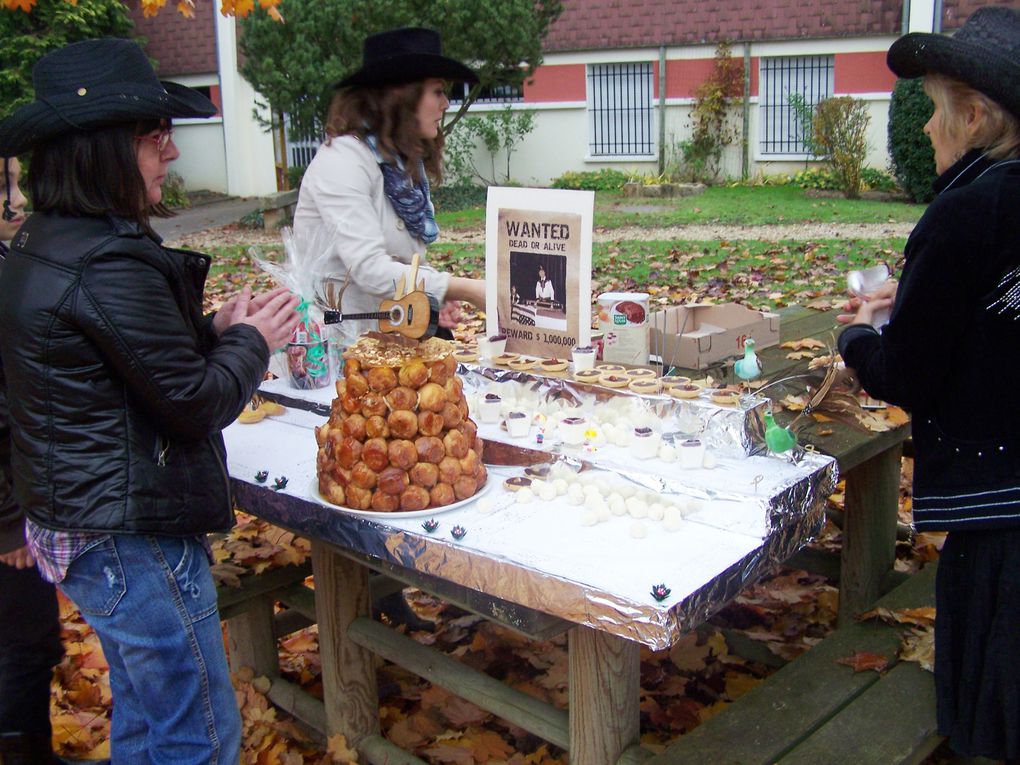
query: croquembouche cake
[{"left": 315, "top": 335, "right": 486, "bottom": 511}]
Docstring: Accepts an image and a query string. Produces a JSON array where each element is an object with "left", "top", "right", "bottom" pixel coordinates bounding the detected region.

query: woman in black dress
[{"left": 839, "top": 8, "right": 1020, "bottom": 761}]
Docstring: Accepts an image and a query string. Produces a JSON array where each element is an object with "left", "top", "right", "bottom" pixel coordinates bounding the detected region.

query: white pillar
[
  {"left": 907, "top": 0, "right": 939, "bottom": 33},
  {"left": 214, "top": 11, "right": 277, "bottom": 197}
]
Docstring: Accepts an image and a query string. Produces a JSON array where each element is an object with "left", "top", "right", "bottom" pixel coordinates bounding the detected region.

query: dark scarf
[{"left": 365, "top": 135, "right": 439, "bottom": 244}]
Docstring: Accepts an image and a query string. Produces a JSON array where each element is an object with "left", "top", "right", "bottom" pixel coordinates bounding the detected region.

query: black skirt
[{"left": 935, "top": 527, "right": 1020, "bottom": 760}]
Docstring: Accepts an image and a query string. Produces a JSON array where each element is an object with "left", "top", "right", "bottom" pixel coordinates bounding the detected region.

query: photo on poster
[{"left": 508, "top": 250, "right": 568, "bottom": 331}]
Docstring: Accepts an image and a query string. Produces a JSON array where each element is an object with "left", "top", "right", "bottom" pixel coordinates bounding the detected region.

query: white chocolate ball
[{"left": 516, "top": 487, "right": 535, "bottom": 504}]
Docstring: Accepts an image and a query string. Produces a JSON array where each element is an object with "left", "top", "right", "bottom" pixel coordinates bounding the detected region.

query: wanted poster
[{"left": 485, "top": 187, "right": 594, "bottom": 359}]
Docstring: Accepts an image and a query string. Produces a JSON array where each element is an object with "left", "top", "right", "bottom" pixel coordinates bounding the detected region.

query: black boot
[{"left": 0, "top": 731, "right": 59, "bottom": 765}]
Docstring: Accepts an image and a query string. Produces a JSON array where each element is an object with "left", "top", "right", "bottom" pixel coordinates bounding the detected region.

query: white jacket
[{"left": 293, "top": 135, "right": 451, "bottom": 342}]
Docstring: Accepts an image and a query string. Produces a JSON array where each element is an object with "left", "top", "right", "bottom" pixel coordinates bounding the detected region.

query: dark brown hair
[
  {"left": 324, "top": 82, "right": 444, "bottom": 184},
  {"left": 28, "top": 119, "right": 172, "bottom": 228}
]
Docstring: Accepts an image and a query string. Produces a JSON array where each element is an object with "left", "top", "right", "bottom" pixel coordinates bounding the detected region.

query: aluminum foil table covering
[{"left": 231, "top": 383, "right": 838, "bottom": 650}]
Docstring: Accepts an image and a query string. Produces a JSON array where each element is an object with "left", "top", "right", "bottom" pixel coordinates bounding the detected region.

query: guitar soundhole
[{"left": 388, "top": 305, "right": 404, "bottom": 327}]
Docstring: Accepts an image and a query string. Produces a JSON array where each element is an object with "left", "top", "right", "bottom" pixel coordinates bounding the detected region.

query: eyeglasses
[{"left": 135, "top": 127, "right": 174, "bottom": 153}]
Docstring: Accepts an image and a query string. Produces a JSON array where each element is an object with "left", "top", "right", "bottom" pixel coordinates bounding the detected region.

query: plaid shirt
[{"left": 25, "top": 518, "right": 105, "bottom": 584}]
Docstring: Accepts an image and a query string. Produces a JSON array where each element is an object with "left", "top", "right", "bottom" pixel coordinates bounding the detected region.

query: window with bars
[
  {"left": 448, "top": 81, "right": 523, "bottom": 104},
  {"left": 587, "top": 62, "right": 655, "bottom": 157},
  {"left": 759, "top": 55, "right": 834, "bottom": 156}
]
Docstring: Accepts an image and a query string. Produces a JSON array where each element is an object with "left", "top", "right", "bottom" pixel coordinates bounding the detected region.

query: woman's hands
[
  {"left": 438, "top": 300, "right": 463, "bottom": 329},
  {"left": 216, "top": 286, "right": 303, "bottom": 352},
  {"left": 0, "top": 544, "right": 36, "bottom": 569},
  {"left": 837, "top": 280, "right": 897, "bottom": 326}
]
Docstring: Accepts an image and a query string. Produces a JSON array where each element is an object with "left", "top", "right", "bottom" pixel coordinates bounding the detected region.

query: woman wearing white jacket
[{"left": 294, "top": 27, "right": 485, "bottom": 343}]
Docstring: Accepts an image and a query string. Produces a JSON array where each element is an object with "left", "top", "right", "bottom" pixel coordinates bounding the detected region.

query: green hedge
[
  {"left": 551, "top": 169, "right": 630, "bottom": 191},
  {"left": 888, "top": 78, "right": 937, "bottom": 203}
]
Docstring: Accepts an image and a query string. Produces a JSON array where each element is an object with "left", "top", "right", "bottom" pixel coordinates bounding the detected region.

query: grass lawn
[{"left": 435, "top": 185, "right": 925, "bottom": 230}]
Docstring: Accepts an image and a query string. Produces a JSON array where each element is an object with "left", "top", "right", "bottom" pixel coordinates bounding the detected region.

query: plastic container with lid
[{"left": 597, "top": 292, "right": 650, "bottom": 365}]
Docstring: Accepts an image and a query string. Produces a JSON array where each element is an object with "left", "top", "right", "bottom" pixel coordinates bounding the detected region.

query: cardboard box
[{"left": 649, "top": 303, "right": 780, "bottom": 370}]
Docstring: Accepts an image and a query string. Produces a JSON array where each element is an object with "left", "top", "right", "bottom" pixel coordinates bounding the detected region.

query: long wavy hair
[{"left": 324, "top": 82, "right": 444, "bottom": 184}]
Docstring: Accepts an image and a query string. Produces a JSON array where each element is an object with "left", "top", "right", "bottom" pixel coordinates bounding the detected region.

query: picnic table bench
[{"left": 617, "top": 563, "right": 940, "bottom": 765}]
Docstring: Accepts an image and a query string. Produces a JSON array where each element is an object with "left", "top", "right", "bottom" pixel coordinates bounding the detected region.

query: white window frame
[
  {"left": 586, "top": 62, "right": 657, "bottom": 160},
  {"left": 758, "top": 55, "right": 834, "bottom": 159}
]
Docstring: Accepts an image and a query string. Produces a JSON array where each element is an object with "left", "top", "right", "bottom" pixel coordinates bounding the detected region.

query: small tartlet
[
  {"left": 573, "top": 369, "right": 603, "bottom": 384},
  {"left": 492, "top": 352, "right": 520, "bottom": 366},
  {"left": 596, "top": 363, "right": 626, "bottom": 374},
  {"left": 503, "top": 476, "right": 533, "bottom": 492},
  {"left": 709, "top": 389, "right": 741, "bottom": 406},
  {"left": 659, "top": 375, "right": 692, "bottom": 390},
  {"left": 629, "top": 378, "right": 662, "bottom": 395},
  {"left": 507, "top": 357, "right": 537, "bottom": 371},
  {"left": 453, "top": 349, "right": 479, "bottom": 363},
  {"left": 599, "top": 373, "right": 630, "bottom": 389},
  {"left": 624, "top": 367, "right": 657, "bottom": 380},
  {"left": 539, "top": 358, "right": 569, "bottom": 373},
  {"left": 669, "top": 383, "right": 703, "bottom": 399}
]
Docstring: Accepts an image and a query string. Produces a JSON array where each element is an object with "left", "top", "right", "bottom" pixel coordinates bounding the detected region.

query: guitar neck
[{"left": 322, "top": 310, "right": 392, "bottom": 324}]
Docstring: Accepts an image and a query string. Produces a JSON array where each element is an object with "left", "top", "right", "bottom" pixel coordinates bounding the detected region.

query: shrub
[
  {"left": 793, "top": 167, "right": 841, "bottom": 191},
  {"left": 860, "top": 167, "right": 900, "bottom": 193},
  {"left": 432, "top": 183, "right": 488, "bottom": 211},
  {"left": 160, "top": 171, "right": 190, "bottom": 209},
  {"left": 287, "top": 164, "right": 307, "bottom": 191},
  {"left": 812, "top": 96, "right": 871, "bottom": 199},
  {"left": 671, "top": 42, "right": 744, "bottom": 184},
  {"left": 794, "top": 166, "right": 900, "bottom": 193},
  {"left": 888, "top": 78, "right": 936, "bottom": 203},
  {"left": 551, "top": 169, "right": 629, "bottom": 191}
]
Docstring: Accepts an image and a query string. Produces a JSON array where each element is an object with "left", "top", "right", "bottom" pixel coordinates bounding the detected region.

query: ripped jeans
[{"left": 59, "top": 535, "right": 241, "bottom": 765}]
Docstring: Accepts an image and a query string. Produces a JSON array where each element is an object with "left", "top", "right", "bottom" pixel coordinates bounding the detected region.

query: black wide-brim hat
[
  {"left": 887, "top": 6, "right": 1020, "bottom": 121},
  {"left": 0, "top": 37, "right": 217, "bottom": 157},
  {"left": 335, "top": 27, "right": 479, "bottom": 90}
]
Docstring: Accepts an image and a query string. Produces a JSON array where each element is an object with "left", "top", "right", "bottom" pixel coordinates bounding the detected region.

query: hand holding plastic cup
[{"left": 847, "top": 264, "right": 892, "bottom": 329}]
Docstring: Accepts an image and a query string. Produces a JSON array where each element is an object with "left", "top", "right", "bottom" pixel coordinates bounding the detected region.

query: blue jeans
[{"left": 59, "top": 535, "right": 241, "bottom": 765}]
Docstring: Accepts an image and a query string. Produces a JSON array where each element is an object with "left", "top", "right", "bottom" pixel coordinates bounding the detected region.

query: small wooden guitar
[{"left": 319, "top": 253, "right": 440, "bottom": 340}]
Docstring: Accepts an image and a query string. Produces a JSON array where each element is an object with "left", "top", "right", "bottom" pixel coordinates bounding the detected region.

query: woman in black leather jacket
[{"left": 0, "top": 39, "right": 300, "bottom": 763}]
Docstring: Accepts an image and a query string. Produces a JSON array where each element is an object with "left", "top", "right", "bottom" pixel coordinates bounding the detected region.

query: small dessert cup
[
  {"left": 505, "top": 411, "right": 531, "bottom": 438},
  {"left": 487, "top": 334, "right": 508, "bottom": 357},
  {"left": 479, "top": 393, "right": 502, "bottom": 424},
  {"left": 571, "top": 345, "right": 597, "bottom": 371},
  {"left": 559, "top": 416, "right": 588, "bottom": 446},
  {"left": 631, "top": 427, "right": 662, "bottom": 459},
  {"left": 678, "top": 438, "right": 706, "bottom": 469}
]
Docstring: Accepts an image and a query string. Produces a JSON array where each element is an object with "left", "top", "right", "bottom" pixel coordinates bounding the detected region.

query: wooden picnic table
[{"left": 222, "top": 305, "right": 909, "bottom": 764}]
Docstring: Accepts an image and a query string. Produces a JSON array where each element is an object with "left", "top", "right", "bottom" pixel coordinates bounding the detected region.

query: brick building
[
  {"left": 128, "top": 0, "right": 276, "bottom": 196},
  {"left": 461, "top": 0, "right": 1018, "bottom": 184}
]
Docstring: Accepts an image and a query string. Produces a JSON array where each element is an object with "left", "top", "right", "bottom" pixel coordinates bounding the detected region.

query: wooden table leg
[
  {"left": 838, "top": 444, "right": 903, "bottom": 625},
  {"left": 225, "top": 595, "right": 279, "bottom": 678},
  {"left": 568, "top": 625, "right": 640, "bottom": 765},
  {"left": 311, "top": 540, "right": 378, "bottom": 746}
]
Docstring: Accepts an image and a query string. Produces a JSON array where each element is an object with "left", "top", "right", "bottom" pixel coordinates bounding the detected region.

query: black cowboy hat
[
  {"left": 0, "top": 38, "right": 217, "bottom": 157},
  {"left": 335, "top": 27, "right": 478, "bottom": 90},
  {"left": 888, "top": 6, "right": 1020, "bottom": 120}
]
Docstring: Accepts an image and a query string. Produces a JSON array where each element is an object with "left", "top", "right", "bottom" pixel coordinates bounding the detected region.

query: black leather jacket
[{"left": 0, "top": 213, "right": 268, "bottom": 535}]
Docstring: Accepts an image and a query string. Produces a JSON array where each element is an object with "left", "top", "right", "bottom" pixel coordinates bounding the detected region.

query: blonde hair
[{"left": 923, "top": 74, "right": 1020, "bottom": 160}]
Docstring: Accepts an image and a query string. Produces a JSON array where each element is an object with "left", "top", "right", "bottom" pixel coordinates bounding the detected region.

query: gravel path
[
  {"left": 168, "top": 220, "right": 916, "bottom": 250},
  {"left": 439, "top": 221, "right": 916, "bottom": 244}
]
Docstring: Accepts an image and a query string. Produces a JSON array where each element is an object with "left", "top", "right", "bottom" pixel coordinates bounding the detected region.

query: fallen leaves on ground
[{"left": 836, "top": 651, "right": 890, "bottom": 673}]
